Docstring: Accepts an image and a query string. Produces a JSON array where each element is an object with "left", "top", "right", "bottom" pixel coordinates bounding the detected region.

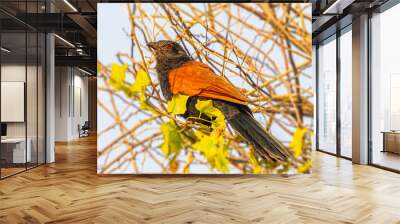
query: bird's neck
[
  {"left": 155, "top": 55, "right": 191, "bottom": 101},
  {"left": 156, "top": 55, "right": 191, "bottom": 74}
]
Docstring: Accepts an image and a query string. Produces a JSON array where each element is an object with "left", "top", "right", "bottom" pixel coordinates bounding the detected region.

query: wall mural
[{"left": 97, "top": 3, "right": 313, "bottom": 174}]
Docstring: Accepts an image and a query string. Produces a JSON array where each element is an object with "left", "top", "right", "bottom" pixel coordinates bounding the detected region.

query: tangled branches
[{"left": 97, "top": 3, "right": 313, "bottom": 174}]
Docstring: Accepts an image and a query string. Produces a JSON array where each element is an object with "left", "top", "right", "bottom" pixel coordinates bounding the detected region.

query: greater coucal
[{"left": 147, "top": 40, "right": 293, "bottom": 162}]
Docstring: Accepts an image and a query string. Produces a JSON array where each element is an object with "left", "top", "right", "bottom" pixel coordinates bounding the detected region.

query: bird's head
[{"left": 147, "top": 40, "right": 189, "bottom": 61}]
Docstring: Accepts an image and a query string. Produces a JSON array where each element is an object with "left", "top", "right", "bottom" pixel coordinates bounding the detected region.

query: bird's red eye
[{"left": 164, "top": 43, "right": 172, "bottom": 49}]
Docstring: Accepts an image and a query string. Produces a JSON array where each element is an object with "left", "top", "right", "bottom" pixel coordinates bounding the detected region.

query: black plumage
[{"left": 147, "top": 40, "right": 293, "bottom": 162}]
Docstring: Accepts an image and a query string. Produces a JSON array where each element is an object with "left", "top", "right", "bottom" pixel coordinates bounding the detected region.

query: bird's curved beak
[{"left": 147, "top": 42, "right": 157, "bottom": 50}]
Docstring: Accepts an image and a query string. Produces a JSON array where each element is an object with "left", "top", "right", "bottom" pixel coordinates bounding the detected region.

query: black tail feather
[{"left": 228, "top": 111, "right": 293, "bottom": 162}]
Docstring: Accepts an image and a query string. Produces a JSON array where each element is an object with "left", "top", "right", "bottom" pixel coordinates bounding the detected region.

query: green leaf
[
  {"left": 139, "top": 93, "right": 150, "bottom": 110},
  {"left": 160, "top": 121, "right": 182, "bottom": 157},
  {"left": 192, "top": 131, "right": 229, "bottom": 173},
  {"left": 195, "top": 99, "right": 213, "bottom": 112},
  {"left": 108, "top": 65, "right": 156, "bottom": 113},
  {"left": 167, "top": 94, "right": 190, "bottom": 115},
  {"left": 192, "top": 131, "right": 215, "bottom": 160},
  {"left": 129, "top": 69, "right": 154, "bottom": 113},
  {"left": 191, "top": 99, "right": 230, "bottom": 173}
]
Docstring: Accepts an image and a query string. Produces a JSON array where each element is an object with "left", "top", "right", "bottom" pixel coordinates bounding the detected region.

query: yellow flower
[
  {"left": 195, "top": 99, "right": 226, "bottom": 130},
  {"left": 167, "top": 94, "right": 190, "bottom": 115},
  {"left": 289, "top": 127, "right": 308, "bottom": 157},
  {"left": 130, "top": 69, "right": 151, "bottom": 92},
  {"left": 297, "top": 160, "right": 312, "bottom": 173},
  {"left": 110, "top": 63, "right": 128, "bottom": 91}
]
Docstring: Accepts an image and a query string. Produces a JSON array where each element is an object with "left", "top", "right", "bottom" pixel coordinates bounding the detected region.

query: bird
[{"left": 147, "top": 40, "right": 293, "bottom": 163}]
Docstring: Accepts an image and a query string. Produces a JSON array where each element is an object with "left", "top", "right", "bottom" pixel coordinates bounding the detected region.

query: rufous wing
[{"left": 168, "top": 61, "right": 248, "bottom": 105}]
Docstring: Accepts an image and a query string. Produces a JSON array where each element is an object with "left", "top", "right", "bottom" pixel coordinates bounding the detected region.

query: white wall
[
  {"left": 72, "top": 73, "right": 89, "bottom": 138},
  {"left": 55, "top": 67, "right": 89, "bottom": 141},
  {"left": 55, "top": 67, "right": 69, "bottom": 141}
]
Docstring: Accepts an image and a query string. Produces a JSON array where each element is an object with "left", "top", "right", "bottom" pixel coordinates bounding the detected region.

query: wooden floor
[
  {"left": 0, "top": 167, "right": 26, "bottom": 177},
  {"left": 0, "top": 136, "right": 400, "bottom": 224},
  {"left": 373, "top": 151, "right": 400, "bottom": 171}
]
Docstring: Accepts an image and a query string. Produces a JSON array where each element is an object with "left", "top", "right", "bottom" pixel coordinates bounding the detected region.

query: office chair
[{"left": 79, "top": 121, "right": 90, "bottom": 138}]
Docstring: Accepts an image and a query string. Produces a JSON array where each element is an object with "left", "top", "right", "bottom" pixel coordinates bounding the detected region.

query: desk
[
  {"left": 382, "top": 131, "right": 400, "bottom": 154},
  {"left": 1, "top": 138, "right": 31, "bottom": 163}
]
